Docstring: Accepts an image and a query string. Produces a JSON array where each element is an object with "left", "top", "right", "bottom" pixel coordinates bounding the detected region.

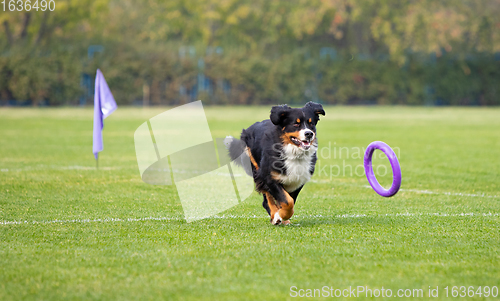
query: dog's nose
[{"left": 305, "top": 131, "right": 314, "bottom": 140}]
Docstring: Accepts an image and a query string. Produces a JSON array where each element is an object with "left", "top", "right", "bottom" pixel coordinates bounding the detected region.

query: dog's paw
[
  {"left": 282, "top": 220, "right": 291, "bottom": 225},
  {"left": 271, "top": 212, "right": 282, "bottom": 225}
]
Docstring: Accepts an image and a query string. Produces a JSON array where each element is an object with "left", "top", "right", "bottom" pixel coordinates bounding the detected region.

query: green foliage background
[{"left": 1, "top": 0, "right": 499, "bottom": 105}]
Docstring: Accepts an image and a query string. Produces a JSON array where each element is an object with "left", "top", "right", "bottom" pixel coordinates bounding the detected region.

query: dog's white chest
[{"left": 275, "top": 144, "right": 315, "bottom": 192}]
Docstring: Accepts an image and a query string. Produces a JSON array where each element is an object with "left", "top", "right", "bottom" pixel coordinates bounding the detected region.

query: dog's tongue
[{"left": 301, "top": 140, "right": 311, "bottom": 148}]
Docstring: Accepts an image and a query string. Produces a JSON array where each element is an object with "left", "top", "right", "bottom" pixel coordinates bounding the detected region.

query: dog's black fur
[{"left": 229, "top": 102, "right": 325, "bottom": 224}]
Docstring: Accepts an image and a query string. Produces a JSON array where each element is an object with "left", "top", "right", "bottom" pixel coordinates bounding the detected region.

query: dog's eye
[{"left": 294, "top": 123, "right": 300, "bottom": 127}]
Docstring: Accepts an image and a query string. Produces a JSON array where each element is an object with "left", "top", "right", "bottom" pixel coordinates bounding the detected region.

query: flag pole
[{"left": 96, "top": 156, "right": 99, "bottom": 170}]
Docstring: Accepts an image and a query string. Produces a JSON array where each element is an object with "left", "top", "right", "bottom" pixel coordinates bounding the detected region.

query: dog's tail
[
  {"left": 224, "top": 136, "right": 245, "bottom": 162},
  {"left": 224, "top": 135, "right": 253, "bottom": 177}
]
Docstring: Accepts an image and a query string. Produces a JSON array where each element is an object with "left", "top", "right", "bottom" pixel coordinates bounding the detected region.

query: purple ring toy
[{"left": 363, "top": 141, "right": 401, "bottom": 197}]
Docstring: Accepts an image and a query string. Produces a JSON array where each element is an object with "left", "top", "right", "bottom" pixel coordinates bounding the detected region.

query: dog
[{"left": 228, "top": 102, "right": 325, "bottom": 225}]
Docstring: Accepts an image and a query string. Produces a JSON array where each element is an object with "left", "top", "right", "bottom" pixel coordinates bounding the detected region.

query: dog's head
[{"left": 270, "top": 102, "right": 325, "bottom": 150}]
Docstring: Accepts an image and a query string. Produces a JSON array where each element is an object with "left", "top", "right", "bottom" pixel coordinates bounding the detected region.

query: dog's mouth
[{"left": 290, "top": 137, "right": 312, "bottom": 150}]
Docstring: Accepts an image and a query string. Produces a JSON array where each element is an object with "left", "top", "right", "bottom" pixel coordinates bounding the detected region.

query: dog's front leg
[
  {"left": 264, "top": 192, "right": 280, "bottom": 223},
  {"left": 266, "top": 181, "right": 294, "bottom": 225}
]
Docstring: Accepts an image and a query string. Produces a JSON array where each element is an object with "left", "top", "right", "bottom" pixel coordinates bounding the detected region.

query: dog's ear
[
  {"left": 270, "top": 104, "right": 291, "bottom": 125},
  {"left": 304, "top": 102, "right": 325, "bottom": 118}
]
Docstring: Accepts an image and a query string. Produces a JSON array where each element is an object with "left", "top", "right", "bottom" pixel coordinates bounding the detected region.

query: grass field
[{"left": 1, "top": 106, "right": 499, "bottom": 300}]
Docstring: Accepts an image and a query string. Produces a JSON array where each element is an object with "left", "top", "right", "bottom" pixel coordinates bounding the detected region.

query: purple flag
[{"left": 93, "top": 69, "right": 117, "bottom": 160}]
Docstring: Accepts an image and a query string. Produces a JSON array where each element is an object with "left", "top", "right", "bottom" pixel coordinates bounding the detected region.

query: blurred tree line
[{"left": 0, "top": 0, "right": 499, "bottom": 106}]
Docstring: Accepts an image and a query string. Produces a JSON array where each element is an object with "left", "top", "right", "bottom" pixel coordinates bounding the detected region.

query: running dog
[{"left": 228, "top": 102, "right": 325, "bottom": 225}]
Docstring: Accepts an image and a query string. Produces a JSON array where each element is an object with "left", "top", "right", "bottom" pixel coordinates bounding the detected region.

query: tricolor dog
[{"left": 228, "top": 102, "right": 325, "bottom": 225}]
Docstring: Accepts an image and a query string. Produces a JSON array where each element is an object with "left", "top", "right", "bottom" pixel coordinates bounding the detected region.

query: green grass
[{"left": 1, "top": 106, "right": 499, "bottom": 300}]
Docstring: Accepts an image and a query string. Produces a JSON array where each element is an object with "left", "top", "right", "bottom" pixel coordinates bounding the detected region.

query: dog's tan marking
[
  {"left": 280, "top": 131, "right": 301, "bottom": 145},
  {"left": 277, "top": 190, "right": 295, "bottom": 220},
  {"left": 265, "top": 192, "right": 280, "bottom": 223},
  {"left": 308, "top": 118, "right": 312, "bottom": 123},
  {"left": 245, "top": 147, "right": 259, "bottom": 170},
  {"left": 271, "top": 170, "right": 282, "bottom": 181},
  {"left": 266, "top": 189, "right": 295, "bottom": 224},
  {"left": 296, "top": 118, "right": 300, "bottom": 123}
]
